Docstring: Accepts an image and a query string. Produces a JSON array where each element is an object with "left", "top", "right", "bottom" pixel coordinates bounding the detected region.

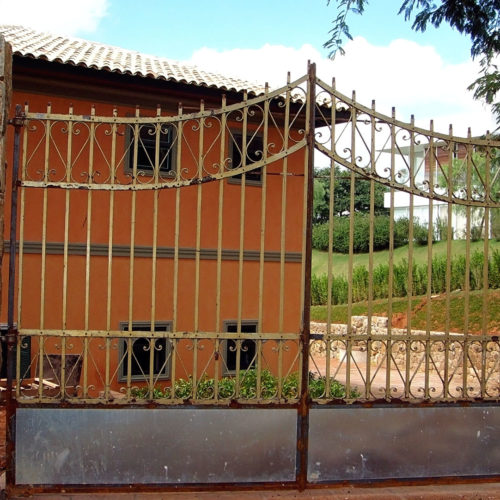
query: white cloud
[
  {"left": 0, "top": 0, "right": 108, "bottom": 35},
  {"left": 189, "top": 37, "right": 496, "bottom": 137}
]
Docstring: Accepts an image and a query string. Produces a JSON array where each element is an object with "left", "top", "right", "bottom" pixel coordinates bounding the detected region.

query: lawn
[
  {"left": 312, "top": 239, "right": 500, "bottom": 277},
  {"left": 311, "top": 289, "right": 500, "bottom": 335}
]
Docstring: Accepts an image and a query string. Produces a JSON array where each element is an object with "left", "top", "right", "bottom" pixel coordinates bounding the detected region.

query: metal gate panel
[
  {"left": 308, "top": 405, "right": 500, "bottom": 481},
  {"left": 16, "top": 408, "right": 297, "bottom": 485}
]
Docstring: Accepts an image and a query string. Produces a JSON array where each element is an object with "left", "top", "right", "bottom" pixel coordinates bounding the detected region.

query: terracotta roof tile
[{"left": 0, "top": 25, "right": 265, "bottom": 95}]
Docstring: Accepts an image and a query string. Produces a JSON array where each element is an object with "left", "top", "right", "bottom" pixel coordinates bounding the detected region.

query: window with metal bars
[
  {"left": 223, "top": 320, "right": 257, "bottom": 374},
  {"left": 126, "top": 124, "right": 176, "bottom": 176},
  {"left": 228, "top": 131, "right": 263, "bottom": 184},
  {"left": 118, "top": 322, "right": 171, "bottom": 381}
]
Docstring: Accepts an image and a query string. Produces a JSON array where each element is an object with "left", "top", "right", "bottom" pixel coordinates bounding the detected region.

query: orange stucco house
[{"left": 0, "top": 26, "right": 308, "bottom": 398}]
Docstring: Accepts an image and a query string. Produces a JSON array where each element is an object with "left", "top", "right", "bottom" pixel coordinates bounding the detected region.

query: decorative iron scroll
[
  {"left": 314, "top": 77, "right": 500, "bottom": 208},
  {"left": 20, "top": 75, "right": 308, "bottom": 190},
  {"left": 7, "top": 70, "right": 500, "bottom": 407}
]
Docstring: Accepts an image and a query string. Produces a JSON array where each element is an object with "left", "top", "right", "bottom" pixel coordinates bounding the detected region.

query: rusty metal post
[
  {"left": 0, "top": 35, "right": 12, "bottom": 376},
  {"left": 6, "top": 104, "right": 24, "bottom": 491},
  {"left": 297, "top": 62, "right": 315, "bottom": 491}
]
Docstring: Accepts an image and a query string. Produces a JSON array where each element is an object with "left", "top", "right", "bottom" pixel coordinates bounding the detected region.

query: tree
[
  {"left": 325, "top": 0, "right": 500, "bottom": 124},
  {"left": 313, "top": 166, "right": 387, "bottom": 223}
]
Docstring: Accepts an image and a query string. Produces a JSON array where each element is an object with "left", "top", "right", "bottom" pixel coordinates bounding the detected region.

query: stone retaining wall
[{"left": 310, "top": 317, "right": 500, "bottom": 380}]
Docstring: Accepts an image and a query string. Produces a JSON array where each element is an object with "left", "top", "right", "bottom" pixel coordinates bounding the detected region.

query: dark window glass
[
  {"left": 120, "top": 323, "right": 170, "bottom": 379},
  {"left": 230, "top": 133, "right": 263, "bottom": 183},
  {"left": 130, "top": 125, "right": 175, "bottom": 174},
  {"left": 225, "top": 322, "right": 257, "bottom": 372}
]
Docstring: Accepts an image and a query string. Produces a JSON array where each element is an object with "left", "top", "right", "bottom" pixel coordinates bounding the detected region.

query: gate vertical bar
[
  {"left": 297, "top": 62, "right": 315, "bottom": 491},
  {"left": 6, "top": 104, "right": 23, "bottom": 491}
]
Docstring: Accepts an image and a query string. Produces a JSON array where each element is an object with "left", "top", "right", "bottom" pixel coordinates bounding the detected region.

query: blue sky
[
  {"left": 0, "top": 0, "right": 494, "bottom": 134},
  {"left": 91, "top": 0, "right": 472, "bottom": 64}
]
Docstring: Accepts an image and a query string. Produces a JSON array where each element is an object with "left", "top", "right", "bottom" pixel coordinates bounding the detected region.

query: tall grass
[{"left": 311, "top": 249, "right": 500, "bottom": 306}]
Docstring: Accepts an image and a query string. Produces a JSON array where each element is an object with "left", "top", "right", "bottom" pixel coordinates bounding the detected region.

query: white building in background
[
  {"left": 383, "top": 191, "right": 469, "bottom": 239},
  {"left": 381, "top": 142, "right": 481, "bottom": 240}
]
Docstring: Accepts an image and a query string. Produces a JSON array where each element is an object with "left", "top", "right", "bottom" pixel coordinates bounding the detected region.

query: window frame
[
  {"left": 118, "top": 321, "right": 172, "bottom": 382},
  {"left": 223, "top": 320, "right": 258, "bottom": 375}
]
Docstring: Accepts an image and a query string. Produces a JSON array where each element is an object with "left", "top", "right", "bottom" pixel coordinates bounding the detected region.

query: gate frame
[{"left": 4, "top": 59, "right": 500, "bottom": 494}]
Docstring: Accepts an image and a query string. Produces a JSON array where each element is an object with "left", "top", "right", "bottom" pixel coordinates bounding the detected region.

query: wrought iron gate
[{"left": 5, "top": 64, "right": 500, "bottom": 494}]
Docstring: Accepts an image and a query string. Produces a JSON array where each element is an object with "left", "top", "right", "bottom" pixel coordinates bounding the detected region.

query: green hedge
[
  {"left": 311, "top": 249, "right": 500, "bottom": 305},
  {"left": 312, "top": 216, "right": 412, "bottom": 253}
]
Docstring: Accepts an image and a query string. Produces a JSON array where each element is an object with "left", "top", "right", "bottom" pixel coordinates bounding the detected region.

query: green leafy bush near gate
[
  {"left": 312, "top": 216, "right": 415, "bottom": 253},
  {"left": 311, "top": 249, "right": 500, "bottom": 306},
  {"left": 131, "top": 370, "right": 359, "bottom": 400}
]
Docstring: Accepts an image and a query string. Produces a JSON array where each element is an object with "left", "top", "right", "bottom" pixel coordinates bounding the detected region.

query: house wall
[{"left": 1, "top": 71, "right": 306, "bottom": 392}]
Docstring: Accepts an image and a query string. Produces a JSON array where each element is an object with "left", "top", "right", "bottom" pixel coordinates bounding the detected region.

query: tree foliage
[
  {"left": 325, "top": 0, "right": 500, "bottom": 123},
  {"left": 313, "top": 166, "right": 387, "bottom": 222}
]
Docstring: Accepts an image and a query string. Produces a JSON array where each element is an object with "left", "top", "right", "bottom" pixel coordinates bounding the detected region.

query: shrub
[
  {"left": 308, "top": 372, "right": 360, "bottom": 399},
  {"left": 331, "top": 275, "right": 349, "bottom": 304},
  {"left": 431, "top": 255, "right": 447, "bottom": 294},
  {"left": 489, "top": 250, "right": 500, "bottom": 289},
  {"left": 393, "top": 218, "right": 410, "bottom": 247},
  {"left": 373, "top": 216, "right": 391, "bottom": 250},
  {"left": 313, "top": 215, "right": 410, "bottom": 254},
  {"left": 332, "top": 217, "right": 350, "bottom": 253},
  {"left": 352, "top": 265, "right": 369, "bottom": 302},
  {"left": 470, "top": 250, "right": 484, "bottom": 290},
  {"left": 413, "top": 220, "right": 432, "bottom": 246},
  {"left": 131, "top": 370, "right": 355, "bottom": 401},
  {"left": 470, "top": 225, "right": 483, "bottom": 242},
  {"left": 312, "top": 222, "right": 329, "bottom": 251},
  {"left": 372, "top": 263, "right": 389, "bottom": 299},
  {"left": 392, "top": 260, "right": 409, "bottom": 297},
  {"left": 311, "top": 274, "right": 328, "bottom": 306}
]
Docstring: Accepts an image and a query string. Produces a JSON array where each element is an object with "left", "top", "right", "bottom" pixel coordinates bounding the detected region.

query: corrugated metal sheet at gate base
[{"left": 0, "top": 25, "right": 266, "bottom": 95}]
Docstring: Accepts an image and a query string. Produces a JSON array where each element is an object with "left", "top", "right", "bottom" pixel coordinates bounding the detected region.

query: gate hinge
[{"left": 8, "top": 113, "right": 26, "bottom": 128}]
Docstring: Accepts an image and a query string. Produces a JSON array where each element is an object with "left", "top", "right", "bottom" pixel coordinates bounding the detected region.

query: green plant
[
  {"left": 131, "top": 370, "right": 354, "bottom": 401},
  {"left": 308, "top": 372, "right": 360, "bottom": 399}
]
